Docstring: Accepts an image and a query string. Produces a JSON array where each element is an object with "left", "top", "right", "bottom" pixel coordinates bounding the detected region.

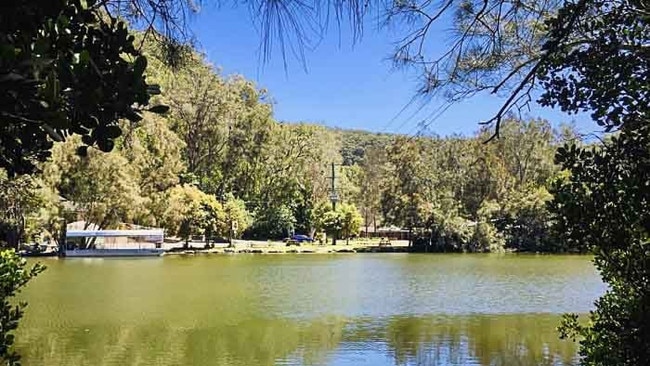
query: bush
[
  {"left": 471, "top": 222, "right": 505, "bottom": 253},
  {"left": 0, "top": 250, "right": 44, "bottom": 364}
]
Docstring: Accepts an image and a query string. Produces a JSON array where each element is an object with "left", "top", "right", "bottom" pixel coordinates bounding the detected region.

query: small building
[{"left": 360, "top": 225, "right": 412, "bottom": 240}]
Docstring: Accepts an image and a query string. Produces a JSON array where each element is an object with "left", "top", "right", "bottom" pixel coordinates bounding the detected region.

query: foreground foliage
[
  {"left": 545, "top": 0, "right": 649, "bottom": 364},
  {"left": 0, "top": 250, "right": 44, "bottom": 365},
  {"left": 554, "top": 127, "right": 650, "bottom": 365},
  {"left": 0, "top": 0, "right": 168, "bottom": 176}
]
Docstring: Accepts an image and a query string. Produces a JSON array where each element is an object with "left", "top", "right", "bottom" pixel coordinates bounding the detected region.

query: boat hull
[
  {"left": 65, "top": 249, "right": 164, "bottom": 257},
  {"left": 19, "top": 251, "right": 59, "bottom": 257}
]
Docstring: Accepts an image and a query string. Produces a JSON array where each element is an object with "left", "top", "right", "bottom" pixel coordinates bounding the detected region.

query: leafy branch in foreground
[
  {"left": 545, "top": 1, "right": 649, "bottom": 364},
  {"left": 0, "top": 0, "right": 166, "bottom": 176},
  {"left": 552, "top": 126, "right": 650, "bottom": 365},
  {"left": 250, "top": 0, "right": 645, "bottom": 140},
  {"left": 0, "top": 250, "right": 44, "bottom": 365}
]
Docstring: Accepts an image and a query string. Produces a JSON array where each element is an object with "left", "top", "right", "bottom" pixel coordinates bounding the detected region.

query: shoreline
[
  {"left": 162, "top": 246, "right": 411, "bottom": 255},
  {"left": 162, "top": 240, "right": 412, "bottom": 256}
]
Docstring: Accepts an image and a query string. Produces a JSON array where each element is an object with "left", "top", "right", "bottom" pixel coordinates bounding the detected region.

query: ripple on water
[{"left": 16, "top": 254, "right": 604, "bottom": 365}]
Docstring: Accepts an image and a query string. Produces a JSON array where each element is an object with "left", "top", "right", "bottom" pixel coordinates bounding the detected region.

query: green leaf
[
  {"left": 96, "top": 139, "right": 114, "bottom": 152},
  {"left": 125, "top": 109, "right": 143, "bottom": 123},
  {"left": 105, "top": 125, "right": 122, "bottom": 139},
  {"left": 81, "top": 134, "right": 94, "bottom": 146},
  {"left": 76, "top": 146, "right": 88, "bottom": 157},
  {"left": 147, "top": 84, "right": 161, "bottom": 95},
  {"left": 133, "top": 56, "right": 147, "bottom": 76},
  {"left": 42, "top": 124, "right": 64, "bottom": 142},
  {"left": 148, "top": 105, "right": 170, "bottom": 114},
  {"left": 79, "top": 50, "right": 90, "bottom": 65},
  {"left": 87, "top": 116, "right": 99, "bottom": 128}
]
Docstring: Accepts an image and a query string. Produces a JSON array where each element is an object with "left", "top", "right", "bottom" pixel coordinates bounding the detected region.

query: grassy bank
[{"left": 163, "top": 239, "right": 411, "bottom": 256}]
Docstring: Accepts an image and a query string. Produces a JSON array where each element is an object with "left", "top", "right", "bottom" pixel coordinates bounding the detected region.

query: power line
[
  {"left": 378, "top": 91, "right": 437, "bottom": 134},
  {"left": 403, "top": 101, "right": 454, "bottom": 142},
  {"left": 328, "top": 162, "right": 340, "bottom": 245}
]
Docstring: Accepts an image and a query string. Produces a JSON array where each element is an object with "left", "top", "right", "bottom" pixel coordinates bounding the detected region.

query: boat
[
  {"left": 64, "top": 228, "right": 165, "bottom": 258},
  {"left": 19, "top": 242, "right": 59, "bottom": 257},
  {"left": 19, "top": 249, "right": 59, "bottom": 257},
  {"left": 65, "top": 248, "right": 164, "bottom": 257}
]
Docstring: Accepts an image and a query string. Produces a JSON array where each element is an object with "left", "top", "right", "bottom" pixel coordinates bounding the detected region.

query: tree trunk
[
  {"left": 373, "top": 215, "right": 377, "bottom": 237},
  {"left": 364, "top": 210, "right": 369, "bottom": 238},
  {"left": 5, "top": 226, "right": 19, "bottom": 249}
]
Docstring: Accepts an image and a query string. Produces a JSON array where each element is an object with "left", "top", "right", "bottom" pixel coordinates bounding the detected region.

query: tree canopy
[{"left": 0, "top": 0, "right": 171, "bottom": 176}]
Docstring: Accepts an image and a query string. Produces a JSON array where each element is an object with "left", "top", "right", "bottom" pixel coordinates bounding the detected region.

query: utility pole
[
  {"left": 58, "top": 218, "right": 67, "bottom": 257},
  {"left": 329, "top": 162, "right": 339, "bottom": 245},
  {"left": 218, "top": 185, "right": 233, "bottom": 248},
  {"left": 228, "top": 213, "right": 233, "bottom": 247}
]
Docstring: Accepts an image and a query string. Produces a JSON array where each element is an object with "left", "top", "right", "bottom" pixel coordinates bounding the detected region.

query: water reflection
[{"left": 17, "top": 314, "right": 578, "bottom": 365}]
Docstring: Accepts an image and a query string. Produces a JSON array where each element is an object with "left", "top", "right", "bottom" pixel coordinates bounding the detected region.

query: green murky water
[{"left": 15, "top": 254, "right": 605, "bottom": 365}]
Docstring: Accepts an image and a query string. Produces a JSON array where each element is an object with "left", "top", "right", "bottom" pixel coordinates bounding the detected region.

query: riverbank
[{"left": 162, "top": 239, "right": 411, "bottom": 256}]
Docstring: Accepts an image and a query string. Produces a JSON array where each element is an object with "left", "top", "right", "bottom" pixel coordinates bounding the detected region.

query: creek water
[{"left": 15, "top": 254, "right": 606, "bottom": 365}]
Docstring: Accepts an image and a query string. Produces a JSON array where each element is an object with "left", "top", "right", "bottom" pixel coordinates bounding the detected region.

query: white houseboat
[{"left": 65, "top": 227, "right": 165, "bottom": 257}]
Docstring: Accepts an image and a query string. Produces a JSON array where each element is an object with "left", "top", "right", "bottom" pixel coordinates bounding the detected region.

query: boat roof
[{"left": 66, "top": 229, "right": 164, "bottom": 238}]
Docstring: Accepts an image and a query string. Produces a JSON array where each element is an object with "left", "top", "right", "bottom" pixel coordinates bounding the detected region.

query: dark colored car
[
  {"left": 292, "top": 235, "right": 314, "bottom": 242},
  {"left": 284, "top": 234, "right": 314, "bottom": 246}
]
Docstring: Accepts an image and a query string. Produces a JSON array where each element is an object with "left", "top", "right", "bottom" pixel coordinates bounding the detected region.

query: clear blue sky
[{"left": 188, "top": 3, "right": 594, "bottom": 137}]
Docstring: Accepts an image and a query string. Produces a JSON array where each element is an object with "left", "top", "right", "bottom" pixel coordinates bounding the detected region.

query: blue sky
[{"left": 188, "top": 3, "right": 594, "bottom": 137}]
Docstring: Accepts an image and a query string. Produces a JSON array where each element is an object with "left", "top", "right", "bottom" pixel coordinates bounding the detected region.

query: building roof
[
  {"left": 65, "top": 221, "right": 164, "bottom": 240},
  {"left": 66, "top": 229, "right": 164, "bottom": 238}
]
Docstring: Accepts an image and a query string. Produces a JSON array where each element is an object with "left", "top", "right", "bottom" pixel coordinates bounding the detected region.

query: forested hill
[
  {"left": 280, "top": 124, "right": 397, "bottom": 166},
  {"left": 3, "top": 35, "right": 583, "bottom": 253},
  {"left": 331, "top": 128, "right": 397, "bottom": 166}
]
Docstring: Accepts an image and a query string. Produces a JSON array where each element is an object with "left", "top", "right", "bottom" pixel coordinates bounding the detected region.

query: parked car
[
  {"left": 284, "top": 234, "right": 314, "bottom": 246},
  {"left": 292, "top": 235, "right": 314, "bottom": 242}
]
